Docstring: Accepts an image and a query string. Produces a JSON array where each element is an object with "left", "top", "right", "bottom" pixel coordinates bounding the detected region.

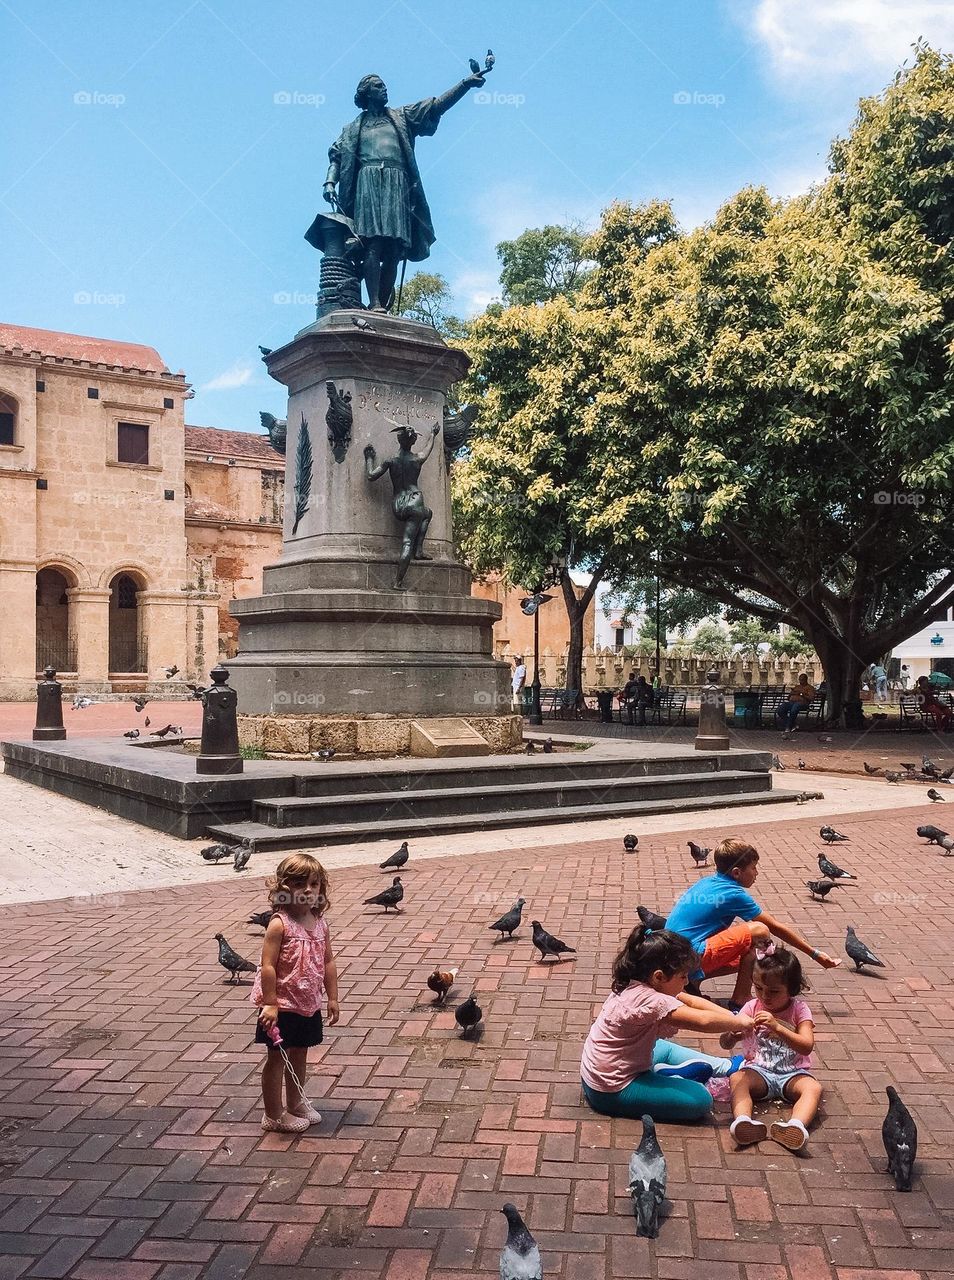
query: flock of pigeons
[
  {"left": 206, "top": 799, "right": 930, "bottom": 1264},
  {"left": 72, "top": 669, "right": 190, "bottom": 741}
]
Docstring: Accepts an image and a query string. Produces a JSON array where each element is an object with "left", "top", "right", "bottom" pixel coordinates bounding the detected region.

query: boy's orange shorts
[{"left": 700, "top": 922, "right": 754, "bottom": 975}]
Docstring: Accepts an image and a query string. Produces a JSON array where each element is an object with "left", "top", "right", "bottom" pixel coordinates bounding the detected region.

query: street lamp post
[{"left": 521, "top": 591, "right": 554, "bottom": 728}]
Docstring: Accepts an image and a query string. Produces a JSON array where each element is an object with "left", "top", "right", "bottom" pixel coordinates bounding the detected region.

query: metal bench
[{"left": 898, "top": 693, "right": 928, "bottom": 731}]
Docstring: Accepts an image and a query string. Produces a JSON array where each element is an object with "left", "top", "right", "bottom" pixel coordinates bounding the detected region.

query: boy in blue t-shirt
[{"left": 666, "top": 837, "right": 839, "bottom": 1007}]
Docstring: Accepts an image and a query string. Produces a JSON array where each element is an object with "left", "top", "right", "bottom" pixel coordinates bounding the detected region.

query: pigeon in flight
[
  {"left": 807, "top": 879, "right": 843, "bottom": 901},
  {"left": 455, "top": 993, "right": 482, "bottom": 1038},
  {"left": 882, "top": 1086, "right": 917, "bottom": 1192},
  {"left": 623, "top": 833, "right": 638, "bottom": 853},
  {"left": 363, "top": 876, "right": 404, "bottom": 912},
  {"left": 164, "top": 665, "right": 179, "bottom": 679},
  {"left": 818, "top": 852, "right": 856, "bottom": 880},
  {"left": 819, "top": 825, "right": 848, "bottom": 843},
  {"left": 71, "top": 695, "right": 95, "bottom": 710},
  {"left": 531, "top": 920, "right": 576, "bottom": 963},
  {"left": 688, "top": 840, "right": 710, "bottom": 867},
  {"left": 426, "top": 967, "right": 458, "bottom": 1003},
  {"left": 133, "top": 695, "right": 149, "bottom": 713},
  {"left": 628, "top": 1114, "right": 667, "bottom": 1239},
  {"left": 927, "top": 788, "right": 945, "bottom": 802},
  {"left": 636, "top": 905, "right": 667, "bottom": 931},
  {"left": 380, "top": 841, "right": 409, "bottom": 870},
  {"left": 215, "top": 934, "right": 256, "bottom": 983},
  {"left": 144, "top": 717, "right": 151, "bottom": 728},
  {"left": 489, "top": 898, "right": 525, "bottom": 939},
  {"left": 845, "top": 925, "right": 885, "bottom": 972},
  {"left": 498, "top": 1203, "right": 541, "bottom": 1280}
]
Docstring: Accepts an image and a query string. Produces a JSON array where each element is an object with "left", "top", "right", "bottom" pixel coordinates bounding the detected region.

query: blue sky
[{"left": 3, "top": 0, "right": 952, "bottom": 433}]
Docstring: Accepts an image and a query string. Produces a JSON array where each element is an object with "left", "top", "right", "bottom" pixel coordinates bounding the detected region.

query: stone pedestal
[
  {"left": 695, "top": 669, "right": 730, "bottom": 751},
  {"left": 228, "top": 311, "right": 510, "bottom": 721}
]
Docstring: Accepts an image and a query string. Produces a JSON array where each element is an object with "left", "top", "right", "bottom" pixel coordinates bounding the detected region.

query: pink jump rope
[{"left": 266, "top": 1023, "right": 318, "bottom": 1112}]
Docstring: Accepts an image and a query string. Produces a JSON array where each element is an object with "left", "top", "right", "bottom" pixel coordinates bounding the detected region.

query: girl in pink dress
[{"left": 251, "top": 854, "right": 339, "bottom": 1133}]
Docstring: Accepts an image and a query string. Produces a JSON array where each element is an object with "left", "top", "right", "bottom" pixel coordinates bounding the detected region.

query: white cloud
[
  {"left": 742, "top": 0, "right": 954, "bottom": 80},
  {"left": 199, "top": 361, "right": 256, "bottom": 392},
  {"left": 450, "top": 269, "right": 501, "bottom": 317}
]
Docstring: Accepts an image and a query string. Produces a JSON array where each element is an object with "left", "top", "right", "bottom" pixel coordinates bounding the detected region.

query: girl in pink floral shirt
[
  {"left": 722, "top": 944, "right": 821, "bottom": 1151},
  {"left": 252, "top": 854, "right": 339, "bottom": 1133}
]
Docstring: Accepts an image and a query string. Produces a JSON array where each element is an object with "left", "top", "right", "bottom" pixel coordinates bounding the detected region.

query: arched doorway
[
  {"left": 108, "top": 573, "right": 145, "bottom": 673},
  {"left": 36, "top": 568, "right": 76, "bottom": 672}
]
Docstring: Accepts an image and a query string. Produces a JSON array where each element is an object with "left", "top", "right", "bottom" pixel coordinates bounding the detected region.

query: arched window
[
  {"left": 36, "top": 568, "right": 76, "bottom": 671},
  {"left": 0, "top": 393, "right": 17, "bottom": 446}
]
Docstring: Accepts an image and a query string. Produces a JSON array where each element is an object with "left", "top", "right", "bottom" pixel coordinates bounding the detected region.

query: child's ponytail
[{"left": 611, "top": 925, "right": 699, "bottom": 993}]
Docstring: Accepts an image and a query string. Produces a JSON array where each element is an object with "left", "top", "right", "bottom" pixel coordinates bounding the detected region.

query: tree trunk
[
  {"left": 559, "top": 561, "right": 607, "bottom": 700},
  {"left": 805, "top": 626, "right": 871, "bottom": 728}
]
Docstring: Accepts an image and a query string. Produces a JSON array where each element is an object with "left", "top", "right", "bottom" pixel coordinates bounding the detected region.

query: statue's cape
[{"left": 325, "top": 102, "right": 440, "bottom": 262}]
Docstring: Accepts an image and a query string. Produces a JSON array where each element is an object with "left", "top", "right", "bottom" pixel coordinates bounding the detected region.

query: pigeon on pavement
[
  {"left": 807, "top": 879, "right": 843, "bottom": 900},
  {"left": 818, "top": 852, "right": 856, "bottom": 880},
  {"left": 927, "top": 788, "right": 946, "bottom": 802},
  {"left": 863, "top": 761, "right": 882, "bottom": 775},
  {"left": 489, "top": 898, "right": 525, "bottom": 939},
  {"left": 542, "top": 738, "right": 553, "bottom": 753},
  {"left": 916, "top": 824, "right": 954, "bottom": 852},
  {"left": 884, "top": 771, "right": 903, "bottom": 784},
  {"left": 71, "top": 695, "right": 95, "bottom": 710},
  {"left": 531, "top": 920, "right": 577, "bottom": 963},
  {"left": 215, "top": 934, "right": 256, "bottom": 983},
  {"left": 773, "top": 754, "right": 785, "bottom": 770},
  {"left": 883, "top": 1086, "right": 917, "bottom": 1192},
  {"left": 688, "top": 840, "right": 710, "bottom": 867},
  {"left": 201, "top": 843, "right": 233, "bottom": 863},
  {"left": 623, "top": 834, "right": 638, "bottom": 852},
  {"left": 636, "top": 905, "right": 668, "bottom": 930},
  {"left": 525, "top": 741, "right": 536, "bottom": 754},
  {"left": 845, "top": 925, "right": 885, "bottom": 972},
  {"left": 798, "top": 758, "right": 806, "bottom": 770},
  {"left": 628, "top": 1114, "right": 667, "bottom": 1239},
  {"left": 312, "top": 748, "right": 336, "bottom": 761},
  {"left": 820, "top": 825, "right": 848, "bottom": 843},
  {"left": 454, "top": 993, "right": 482, "bottom": 1038},
  {"left": 498, "top": 1203, "right": 541, "bottom": 1280},
  {"left": 426, "top": 967, "right": 457, "bottom": 1003},
  {"left": 233, "top": 843, "right": 252, "bottom": 872},
  {"left": 247, "top": 909, "right": 273, "bottom": 929},
  {"left": 123, "top": 729, "right": 140, "bottom": 740},
  {"left": 363, "top": 876, "right": 404, "bottom": 912},
  {"left": 380, "top": 841, "right": 409, "bottom": 870}
]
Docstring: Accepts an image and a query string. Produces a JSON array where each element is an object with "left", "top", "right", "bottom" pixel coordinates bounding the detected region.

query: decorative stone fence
[{"left": 504, "top": 645, "right": 823, "bottom": 692}]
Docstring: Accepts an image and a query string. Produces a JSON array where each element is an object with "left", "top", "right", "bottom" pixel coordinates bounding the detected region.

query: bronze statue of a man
[
  {"left": 365, "top": 423, "right": 441, "bottom": 584},
  {"left": 321, "top": 70, "right": 486, "bottom": 312}
]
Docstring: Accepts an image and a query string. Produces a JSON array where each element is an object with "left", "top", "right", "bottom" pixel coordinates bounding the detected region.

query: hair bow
[{"left": 755, "top": 940, "right": 776, "bottom": 959}]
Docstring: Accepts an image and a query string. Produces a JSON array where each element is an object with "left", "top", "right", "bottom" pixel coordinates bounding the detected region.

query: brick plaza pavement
[{"left": 1, "top": 804, "right": 953, "bottom": 1279}]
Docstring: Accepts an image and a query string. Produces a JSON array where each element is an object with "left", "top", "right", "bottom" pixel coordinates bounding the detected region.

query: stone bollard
[
  {"left": 34, "top": 666, "right": 66, "bottom": 741},
  {"left": 695, "top": 665, "right": 730, "bottom": 752},
  {"left": 196, "top": 665, "right": 243, "bottom": 775}
]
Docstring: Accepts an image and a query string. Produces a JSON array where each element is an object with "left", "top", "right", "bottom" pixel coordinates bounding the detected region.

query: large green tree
[
  {"left": 496, "top": 224, "right": 593, "bottom": 305},
  {"left": 582, "top": 48, "right": 954, "bottom": 723}
]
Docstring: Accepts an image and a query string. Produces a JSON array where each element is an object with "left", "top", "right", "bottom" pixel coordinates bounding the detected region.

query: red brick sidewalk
[
  {"left": 1, "top": 805, "right": 952, "bottom": 1278},
  {"left": 0, "top": 700, "right": 202, "bottom": 742}
]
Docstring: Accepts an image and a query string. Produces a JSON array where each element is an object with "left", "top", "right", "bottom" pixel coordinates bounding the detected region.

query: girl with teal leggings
[{"left": 581, "top": 926, "right": 756, "bottom": 1123}]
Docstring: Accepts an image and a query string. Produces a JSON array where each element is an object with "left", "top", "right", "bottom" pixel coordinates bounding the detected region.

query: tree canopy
[
  {"left": 496, "top": 224, "right": 593, "bottom": 306},
  {"left": 455, "top": 46, "right": 954, "bottom": 721}
]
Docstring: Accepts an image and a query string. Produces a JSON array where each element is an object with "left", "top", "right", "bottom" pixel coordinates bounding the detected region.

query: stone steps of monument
[
  {"left": 251, "top": 767, "right": 770, "bottom": 828},
  {"left": 206, "top": 783, "right": 796, "bottom": 851},
  {"left": 289, "top": 751, "right": 768, "bottom": 798}
]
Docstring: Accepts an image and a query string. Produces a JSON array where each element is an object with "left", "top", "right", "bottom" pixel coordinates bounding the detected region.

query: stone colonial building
[
  {"left": 1, "top": 321, "right": 593, "bottom": 699},
  {"left": 0, "top": 324, "right": 284, "bottom": 698}
]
